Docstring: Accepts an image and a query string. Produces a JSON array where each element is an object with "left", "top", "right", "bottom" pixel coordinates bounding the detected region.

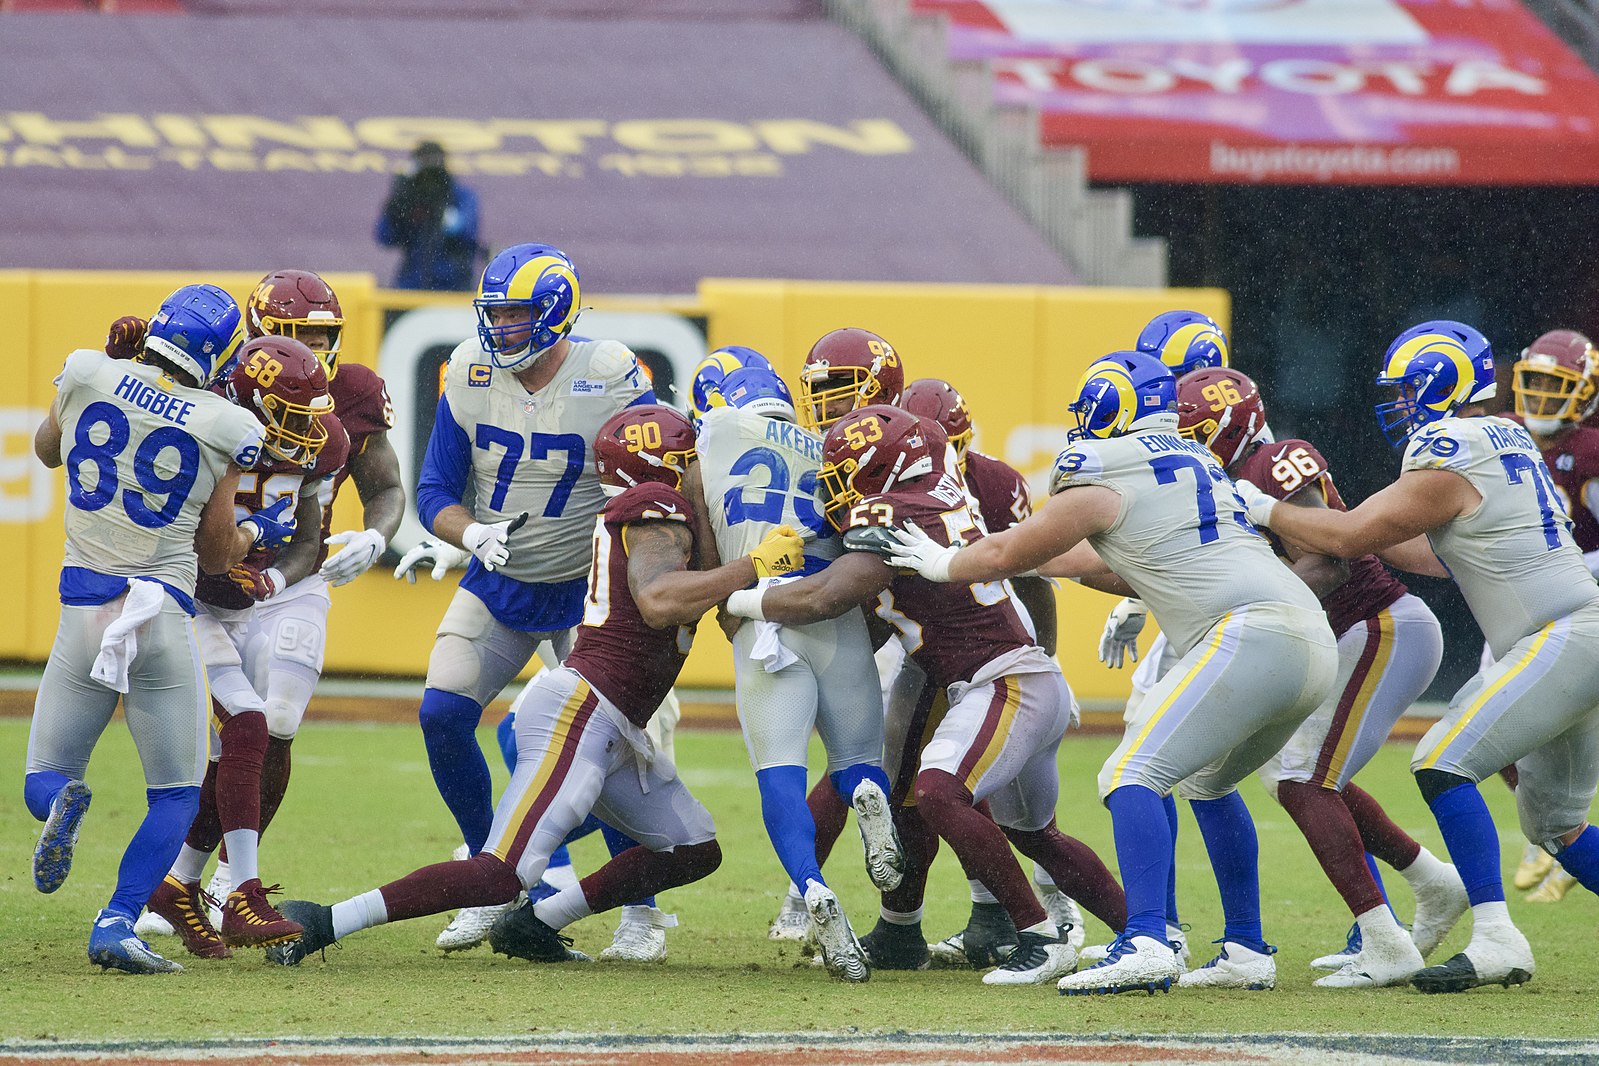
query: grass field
[{"left": 3, "top": 716, "right": 1596, "bottom": 1043}]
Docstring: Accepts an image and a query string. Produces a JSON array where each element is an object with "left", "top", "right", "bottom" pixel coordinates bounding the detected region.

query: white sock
[
  {"left": 171, "top": 845, "right": 211, "bottom": 885},
  {"left": 1397, "top": 846, "right": 1449, "bottom": 886},
  {"left": 330, "top": 889, "right": 388, "bottom": 939},
  {"left": 534, "top": 885, "right": 593, "bottom": 931},
  {"left": 1354, "top": 902, "right": 1404, "bottom": 943},
  {"left": 222, "top": 829, "right": 258, "bottom": 889},
  {"left": 969, "top": 879, "right": 998, "bottom": 905},
  {"left": 785, "top": 882, "right": 803, "bottom": 904},
  {"left": 543, "top": 862, "right": 580, "bottom": 894},
  {"left": 880, "top": 906, "right": 922, "bottom": 926},
  {"left": 1032, "top": 863, "right": 1057, "bottom": 890},
  {"left": 1470, "top": 899, "right": 1513, "bottom": 935}
]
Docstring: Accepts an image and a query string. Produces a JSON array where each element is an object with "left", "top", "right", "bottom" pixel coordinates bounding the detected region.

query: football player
[
  {"left": 141, "top": 337, "right": 348, "bottom": 958},
  {"left": 885, "top": 351, "right": 1340, "bottom": 995},
  {"left": 725, "top": 405, "right": 1127, "bottom": 987},
  {"left": 1177, "top": 366, "right": 1466, "bottom": 987},
  {"left": 1236, "top": 320, "right": 1599, "bottom": 992},
  {"left": 693, "top": 358, "right": 902, "bottom": 983},
  {"left": 26, "top": 285, "right": 285, "bottom": 973},
  {"left": 268, "top": 406, "right": 806, "bottom": 967}
]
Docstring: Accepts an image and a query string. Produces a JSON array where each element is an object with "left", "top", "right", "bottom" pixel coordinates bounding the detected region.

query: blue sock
[
  {"left": 24, "top": 770, "right": 70, "bottom": 822},
  {"left": 561, "top": 814, "right": 605, "bottom": 847},
  {"left": 547, "top": 844, "right": 573, "bottom": 870},
  {"left": 496, "top": 712, "right": 517, "bottom": 773},
  {"left": 830, "top": 762, "right": 890, "bottom": 805},
  {"left": 1189, "top": 792, "right": 1267, "bottom": 951},
  {"left": 1163, "top": 792, "right": 1181, "bottom": 925},
  {"left": 756, "top": 764, "right": 824, "bottom": 892},
  {"left": 598, "top": 820, "right": 655, "bottom": 908},
  {"left": 1365, "top": 852, "right": 1396, "bottom": 916},
  {"left": 1106, "top": 785, "right": 1172, "bottom": 942},
  {"left": 107, "top": 786, "right": 199, "bottom": 921},
  {"left": 1554, "top": 825, "right": 1599, "bottom": 894},
  {"left": 1426, "top": 782, "right": 1505, "bottom": 905},
  {"left": 418, "top": 688, "right": 493, "bottom": 853}
]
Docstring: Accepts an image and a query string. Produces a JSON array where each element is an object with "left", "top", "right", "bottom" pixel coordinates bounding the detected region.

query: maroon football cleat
[
  {"left": 220, "top": 878, "right": 303, "bottom": 948},
  {"left": 147, "top": 874, "right": 232, "bottom": 959}
]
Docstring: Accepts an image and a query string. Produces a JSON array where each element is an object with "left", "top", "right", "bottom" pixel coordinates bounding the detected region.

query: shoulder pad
[
  {"left": 1247, "top": 439, "right": 1330, "bottom": 501},
  {"left": 313, "top": 415, "right": 352, "bottom": 475},
  {"left": 842, "top": 524, "right": 899, "bottom": 559},
  {"left": 1049, "top": 443, "right": 1102, "bottom": 495},
  {"left": 442, "top": 339, "right": 487, "bottom": 391},
  {"left": 587, "top": 340, "right": 642, "bottom": 381},
  {"left": 606, "top": 482, "right": 692, "bottom": 526}
]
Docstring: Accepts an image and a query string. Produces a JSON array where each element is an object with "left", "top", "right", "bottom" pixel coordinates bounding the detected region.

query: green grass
[{"left": 2, "top": 717, "right": 1595, "bottom": 1042}]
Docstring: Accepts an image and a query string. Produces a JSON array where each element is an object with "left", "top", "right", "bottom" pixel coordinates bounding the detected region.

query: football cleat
[
  {"left": 1177, "top": 941, "right": 1277, "bottom": 990},
  {"left": 1080, "top": 920, "right": 1189, "bottom": 969},
  {"left": 33, "top": 780, "right": 92, "bottom": 894},
  {"left": 927, "top": 902, "right": 1018, "bottom": 969},
  {"left": 219, "top": 879, "right": 303, "bottom": 948},
  {"left": 488, "top": 901, "right": 592, "bottom": 964},
  {"left": 768, "top": 892, "right": 815, "bottom": 948},
  {"left": 265, "top": 900, "right": 336, "bottom": 966},
  {"left": 1058, "top": 934, "right": 1181, "bottom": 996},
  {"left": 205, "top": 862, "right": 230, "bottom": 929},
  {"left": 1410, "top": 925, "right": 1534, "bottom": 994},
  {"left": 1039, "top": 888, "right": 1086, "bottom": 952},
  {"left": 436, "top": 901, "right": 519, "bottom": 952},
  {"left": 1525, "top": 865, "right": 1577, "bottom": 903},
  {"left": 599, "top": 905, "right": 675, "bottom": 962},
  {"left": 1409, "top": 863, "right": 1469, "bottom": 957},
  {"left": 88, "top": 910, "right": 183, "bottom": 975},
  {"left": 982, "top": 929, "right": 1077, "bottom": 986},
  {"left": 851, "top": 780, "right": 906, "bottom": 893},
  {"left": 805, "top": 882, "right": 870, "bottom": 983},
  {"left": 134, "top": 909, "right": 176, "bottom": 939},
  {"left": 859, "top": 918, "right": 930, "bottom": 971},
  {"left": 1513, "top": 843, "right": 1554, "bottom": 891},
  {"left": 1312, "top": 923, "right": 1423, "bottom": 989},
  {"left": 145, "top": 875, "right": 231, "bottom": 959},
  {"left": 1311, "top": 922, "right": 1363, "bottom": 970}
]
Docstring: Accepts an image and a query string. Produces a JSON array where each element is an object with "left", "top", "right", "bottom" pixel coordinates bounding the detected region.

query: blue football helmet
[
  {"left": 142, "top": 284, "right": 245, "bottom": 388},
  {"left": 1374, "top": 320, "right": 1496, "bottom": 447},
  {"left": 720, "top": 365, "right": 796, "bottom": 422},
  {"left": 1067, "top": 350, "right": 1178, "bottom": 442},
  {"left": 689, "top": 346, "right": 775, "bottom": 425},
  {"left": 1137, "top": 310, "right": 1230, "bottom": 376},
  {"left": 474, "top": 243, "right": 580, "bottom": 371}
]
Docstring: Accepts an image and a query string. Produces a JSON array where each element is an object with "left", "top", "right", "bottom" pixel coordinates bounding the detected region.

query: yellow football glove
[{"left": 749, "top": 525, "right": 806, "bottom": 579}]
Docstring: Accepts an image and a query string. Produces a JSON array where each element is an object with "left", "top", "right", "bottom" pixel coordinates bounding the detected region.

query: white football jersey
[
  {"left": 442, "top": 337, "right": 652, "bottom": 585},
  {"left": 1403, "top": 415, "right": 1599, "bottom": 659},
  {"left": 695, "top": 406, "right": 839, "bottom": 569},
  {"left": 1053, "top": 428, "right": 1321, "bottom": 657},
  {"left": 55, "top": 349, "right": 263, "bottom": 594}
]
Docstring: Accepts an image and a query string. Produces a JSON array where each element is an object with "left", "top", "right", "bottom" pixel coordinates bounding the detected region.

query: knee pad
[
  {"left": 1415, "top": 768, "right": 1472, "bottom": 805},
  {"left": 263, "top": 698, "right": 305, "bottom": 742},
  {"left": 426, "top": 634, "right": 485, "bottom": 699}
]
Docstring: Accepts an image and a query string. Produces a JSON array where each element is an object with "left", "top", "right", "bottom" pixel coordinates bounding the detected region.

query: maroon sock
[
  {"left": 258, "top": 736, "right": 293, "bottom": 840},
  {"left": 1277, "top": 780, "right": 1386, "bottom": 915},
  {"left": 579, "top": 841, "right": 722, "bottom": 915},
  {"left": 1005, "top": 822, "right": 1127, "bottom": 933},
  {"left": 882, "top": 801, "right": 939, "bottom": 915},
  {"left": 1341, "top": 782, "right": 1421, "bottom": 870},
  {"left": 215, "top": 711, "right": 268, "bottom": 835},
  {"left": 379, "top": 852, "right": 522, "bottom": 922},
  {"left": 809, "top": 777, "right": 848, "bottom": 868},
  {"left": 915, "top": 769, "right": 1046, "bottom": 929},
  {"left": 184, "top": 759, "right": 224, "bottom": 853},
  {"left": 889, "top": 682, "right": 940, "bottom": 807}
]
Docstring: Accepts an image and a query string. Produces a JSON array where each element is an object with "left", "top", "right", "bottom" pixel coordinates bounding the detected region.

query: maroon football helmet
[
  {"left": 799, "top": 328, "right": 905, "bottom": 433},
  {"left": 1176, "top": 367, "right": 1266, "bottom": 470},
  {"left": 227, "top": 336, "right": 334, "bottom": 464},
  {"left": 900, "top": 378, "right": 973, "bottom": 468},
  {"left": 817, "top": 404, "right": 936, "bottom": 530},
  {"left": 594, "top": 405, "right": 696, "bottom": 494},
  {"left": 247, "top": 270, "right": 345, "bottom": 378},
  {"left": 1514, "top": 329, "right": 1598, "bottom": 434}
]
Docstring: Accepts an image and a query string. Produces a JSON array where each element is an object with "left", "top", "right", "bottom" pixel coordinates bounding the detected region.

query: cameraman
[{"left": 375, "top": 141, "right": 483, "bottom": 291}]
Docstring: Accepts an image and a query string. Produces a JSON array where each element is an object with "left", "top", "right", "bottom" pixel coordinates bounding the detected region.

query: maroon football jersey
[
  {"left": 845, "top": 470, "right": 1034, "bottom": 689},
  {"left": 564, "top": 482, "right": 697, "bottom": 728},
  {"left": 1234, "top": 439, "right": 1406, "bottom": 637},
  {"left": 315, "top": 363, "right": 396, "bottom": 564},
  {"left": 196, "top": 414, "right": 352, "bottom": 611},
  {"left": 1508, "top": 415, "right": 1599, "bottom": 553},
  {"left": 964, "top": 450, "right": 1032, "bottom": 534}
]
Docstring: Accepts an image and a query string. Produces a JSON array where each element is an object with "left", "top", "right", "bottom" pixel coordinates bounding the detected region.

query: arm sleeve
[{"left": 416, "top": 394, "right": 472, "bottom": 531}]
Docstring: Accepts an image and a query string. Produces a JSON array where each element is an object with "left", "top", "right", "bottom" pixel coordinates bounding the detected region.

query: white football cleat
[
  {"left": 1409, "top": 863, "right": 1469, "bottom": 958},
  {"left": 982, "top": 930, "right": 1077, "bottom": 985},
  {"left": 600, "top": 905, "right": 676, "bottom": 962},
  {"left": 768, "top": 892, "right": 814, "bottom": 947},
  {"left": 1311, "top": 922, "right": 1362, "bottom": 971},
  {"left": 1313, "top": 923, "right": 1423, "bottom": 989},
  {"left": 134, "top": 909, "right": 176, "bottom": 938},
  {"left": 1039, "top": 889, "right": 1086, "bottom": 952},
  {"left": 851, "top": 780, "right": 905, "bottom": 893},
  {"left": 437, "top": 900, "right": 519, "bottom": 952},
  {"left": 1089, "top": 923, "right": 1187, "bottom": 967},
  {"left": 1178, "top": 941, "right": 1276, "bottom": 990},
  {"left": 805, "top": 882, "right": 869, "bottom": 983},
  {"left": 205, "top": 862, "right": 231, "bottom": 930},
  {"left": 1057, "top": 934, "right": 1181, "bottom": 996},
  {"left": 1411, "top": 922, "right": 1535, "bottom": 994}
]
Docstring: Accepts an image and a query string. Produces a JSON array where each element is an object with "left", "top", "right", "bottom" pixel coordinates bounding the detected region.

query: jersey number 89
[{"left": 66, "top": 401, "right": 199, "bottom": 529}]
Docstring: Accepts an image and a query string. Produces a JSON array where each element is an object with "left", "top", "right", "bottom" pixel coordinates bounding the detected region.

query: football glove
[
  {"left": 1233, "top": 479, "right": 1277, "bottom": 529},
  {"left": 228, "top": 562, "right": 284, "bottom": 601},
  {"left": 461, "top": 512, "right": 528, "bottom": 572},
  {"left": 393, "top": 536, "right": 471, "bottom": 583},
  {"left": 1098, "top": 597, "right": 1147, "bottom": 669},
  {"left": 238, "top": 496, "right": 297, "bottom": 551},
  {"left": 749, "top": 525, "right": 805, "bottom": 579},
  {"left": 105, "top": 316, "right": 148, "bottom": 361},
  {"left": 884, "top": 522, "right": 958, "bottom": 583},
  {"left": 319, "top": 528, "right": 387, "bottom": 586}
]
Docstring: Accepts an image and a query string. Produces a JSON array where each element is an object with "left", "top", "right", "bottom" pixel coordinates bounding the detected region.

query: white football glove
[
  {"left": 461, "top": 512, "right": 528, "bottom": 572},
  {"left": 885, "top": 522, "right": 959, "bottom": 583},
  {"left": 1098, "top": 597, "right": 1147, "bottom": 669},
  {"left": 319, "top": 529, "right": 387, "bottom": 587},
  {"left": 393, "top": 537, "right": 471, "bottom": 583},
  {"left": 1233, "top": 478, "right": 1278, "bottom": 529}
]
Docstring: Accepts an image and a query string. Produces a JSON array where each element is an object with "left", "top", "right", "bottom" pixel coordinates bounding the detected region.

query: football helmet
[
  {"left": 817, "top": 404, "right": 936, "bottom": 530},
  {"left": 474, "top": 243, "right": 580, "bottom": 372},
  {"left": 690, "top": 345, "right": 775, "bottom": 425},
  {"left": 143, "top": 284, "right": 246, "bottom": 388},
  {"left": 1067, "top": 351, "right": 1178, "bottom": 443},
  {"left": 900, "top": 378, "right": 973, "bottom": 468},
  {"left": 593, "top": 404, "right": 696, "bottom": 496},
  {"left": 799, "top": 328, "right": 905, "bottom": 432},
  {"left": 1176, "top": 368, "right": 1267, "bottom": 469},
  {"left": 720, "top": 365, "right": 797, "bottom": 422},
  {"left": 1136, "top": 310, "right": 1230, "bottom": 376},
  {"left": 226, "top": 337, "right": 334, "bottom": 464},
  {"left": 1513, "top": 330, "right": 1598, "bottom": 436},
  {"left": 1374, "top": 320, "right": 1496, "bottom": 447},
  {"left": 246, "top": 270, "right": 345, "bottom": 378}
]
